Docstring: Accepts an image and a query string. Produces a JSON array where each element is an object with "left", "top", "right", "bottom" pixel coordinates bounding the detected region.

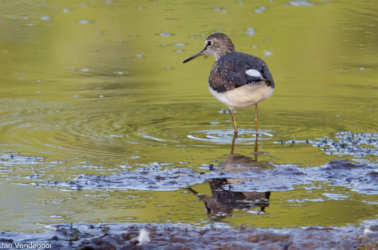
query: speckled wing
[{"left": 208, "top": 52, "right": 274, "bottom": 93}]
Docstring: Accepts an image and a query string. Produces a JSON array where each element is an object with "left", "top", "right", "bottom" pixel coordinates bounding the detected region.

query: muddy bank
[
  {"left": 1, "top": 222, "right": 378, "bottom": 250},
  {"left": 34, "top": 160, "right": 378, "bottom": 195},
  {"left": 276, "top": 132, "right": 378, "bottom": 159}
]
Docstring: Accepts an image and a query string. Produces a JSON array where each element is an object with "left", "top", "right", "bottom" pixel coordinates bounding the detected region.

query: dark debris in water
[
  {"left": 276, "top": 132, "right": 378, "bottom": 158},
  {"left": 233, "top": 160, "right": 378, "bottom": 195},
  {"left": 1, "top": 222, "right": 377, "bottom": 250},
  {"left": 0, "top": 153, "right": 43, "bottom": 165},
  {"left": 37, "top": 160, "right": 378, "bottom": 195}
]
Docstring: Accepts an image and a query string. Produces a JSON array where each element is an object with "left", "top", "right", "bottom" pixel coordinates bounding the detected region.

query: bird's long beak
[{"left": 183, "top": 46, "right": 207, "bottom": 63}]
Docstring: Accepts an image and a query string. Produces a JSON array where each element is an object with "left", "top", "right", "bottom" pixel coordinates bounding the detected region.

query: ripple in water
[
  {"left": 187, "top": 129, "right": 273, "bottom": 144},
  {"left": 139, "top": 134, "right": 171, "bottom": 142}
]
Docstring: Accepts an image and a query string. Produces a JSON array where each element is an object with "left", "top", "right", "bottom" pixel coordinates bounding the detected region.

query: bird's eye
[{"left": 207, "top": 41, "right": 212, "bottom": 46}]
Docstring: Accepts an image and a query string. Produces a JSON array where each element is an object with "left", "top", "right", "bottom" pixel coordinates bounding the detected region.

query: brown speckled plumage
[{"left": 209, "top": 52, "right": 274, "bottom": 93}]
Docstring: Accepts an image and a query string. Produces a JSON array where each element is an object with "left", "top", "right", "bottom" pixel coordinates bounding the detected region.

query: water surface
[{"left": 0, "top": 0, "right": 378, "bottom": 232}]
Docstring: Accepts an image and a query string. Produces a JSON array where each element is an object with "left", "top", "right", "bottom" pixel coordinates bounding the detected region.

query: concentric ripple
[{"left": 187, "top": 129, "right": 273, "bottom": 144}]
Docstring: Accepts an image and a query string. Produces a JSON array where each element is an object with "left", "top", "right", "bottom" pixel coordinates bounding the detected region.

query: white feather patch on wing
[
  {"left": 245, "top": 69, "right": 262, "bottom": 78},
  {"left": 137, "top": 228, "right": 151, "bottom": 245}
]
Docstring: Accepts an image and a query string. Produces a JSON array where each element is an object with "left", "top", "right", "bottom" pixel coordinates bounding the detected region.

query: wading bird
[{"left": 183, "top": 33, "right": 274, "bottom": 135}]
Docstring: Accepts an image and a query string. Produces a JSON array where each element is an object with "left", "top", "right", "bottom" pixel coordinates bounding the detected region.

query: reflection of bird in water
[
  {"left": 188, "top": 179, "right": 270, "bottom": 219},
  {"left": 183, "top": 33, "right": 275, "bottom": 135},
  {"left": 188, "top": 135, "right": 272, "bottom": 218},
  {"left": 227, "top": 134, "right": 272, "bottom": 171}
]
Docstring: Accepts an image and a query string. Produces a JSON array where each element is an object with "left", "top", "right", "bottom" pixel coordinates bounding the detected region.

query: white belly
[{"left": 209, "top": 82, "right": 274, "bottom": 109}]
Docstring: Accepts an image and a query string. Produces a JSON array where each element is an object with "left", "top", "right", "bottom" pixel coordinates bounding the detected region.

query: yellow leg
[
  {"left": 231, "top": 133, "right": 237, "bottom": 154},
  {"left": 229, "top": 108, "right": 238, "bottom": 134},
  {"left": 254, "top": 133, "right": 258, "bottom": 161},
  {"left": 254, "top": 103, "right": 258, "bottom": 136}
]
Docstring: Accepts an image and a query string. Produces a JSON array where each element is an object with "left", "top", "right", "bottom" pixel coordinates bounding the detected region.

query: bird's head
[{"left": 183, "top": 33, "right": 236, "bottom": 63}]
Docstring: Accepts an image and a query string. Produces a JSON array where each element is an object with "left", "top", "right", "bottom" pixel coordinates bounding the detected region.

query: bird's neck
[{"left": 215, "top": 47, "right": 236, "bottom": 60}]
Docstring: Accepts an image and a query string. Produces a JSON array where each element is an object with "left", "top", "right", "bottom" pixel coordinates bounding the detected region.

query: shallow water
[{"left": 0, "top": 0, "right": 378, "bottom": 233}]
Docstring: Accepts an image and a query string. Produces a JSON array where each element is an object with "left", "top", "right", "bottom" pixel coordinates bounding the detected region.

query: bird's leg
[
  {"left": 254, "top": 133, "right": 258, "bottom": 162},
  {"left": 229, "top": 108, "right": 238, "bottom": 135},
  {"left": 231, "top": 133, "right": 238, "bottom": 154},
  {"left": 254, "top": 103, "right": 258, "bottom": 136}
]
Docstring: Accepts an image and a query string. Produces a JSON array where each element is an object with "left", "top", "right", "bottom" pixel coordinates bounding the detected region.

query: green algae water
[{"left": 0, "top": 0, "right": 378, "bottom": 232}]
